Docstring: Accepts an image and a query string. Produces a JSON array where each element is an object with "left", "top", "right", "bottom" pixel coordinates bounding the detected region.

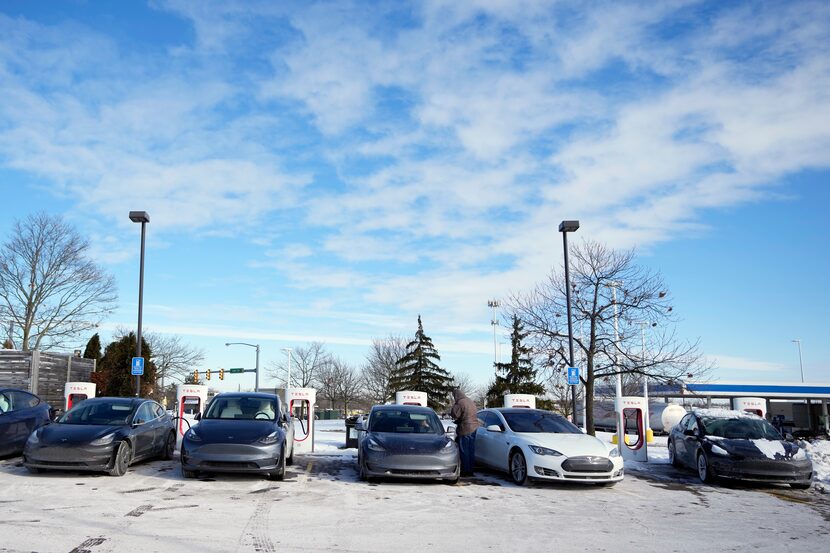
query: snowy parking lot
[{"left": 1, "top": 422, "right": 828, "bottom": 553}]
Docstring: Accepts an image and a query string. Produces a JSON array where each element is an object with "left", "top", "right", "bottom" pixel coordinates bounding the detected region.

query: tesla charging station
[
  {"left": 176, "top": 384, "right": 208, "bottom": 445},
  {"left": 64, "top": 382, "right": 96, "bottom": 411},
  {"left": 503, "top": 394, "right": 536, "bottom": 408},
  {"left": 288, "top": 387, "right": 316, "bottom": 453},
  {"left": 395, "top": 391, "right": 427, "bottom": 406},
  {"left": 616, "top": 396, "right": 648, "bottom": 462},
  {"left": 732, "top": 397, "right": 766, "bottom": 418}
]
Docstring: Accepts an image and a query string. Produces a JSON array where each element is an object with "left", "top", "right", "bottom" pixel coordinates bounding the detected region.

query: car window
[
  {"left": 368, "top": 410, "right": 444, "bottom": 434},
  {"left": 0, "top": 392, "right": 12, "bottom": 413},
  {"left": 12, "top": 391, "right": 40, "bottom": 409},
  {"left": 204, "top": 396, "right": 278, "bottom": 420},
  {"left": 476, "top": 410, "right": 487, "bottom": 426},
  {"left": 59, "top": 400, "right": 135, "bottom": 425},
  {"left": 685, "top": 416, "right": 699, "bottom": 433},
  {"left": 677, "top": 414, "right": 690, "bottom": 429},
  {"left": 153, "top": 403, "right": 165, "bottom": 418},
  {"left": 481, "top": 411, "right": 502, "bottom": 429},
  {"left": 502, "top": 411, "right": 582, "bottom": 434},
  {"left": 701, "top": 416, "right": 782, "bottom": 440},
  {"left": 135, "top": 403, "right": 155, "bottom": 423}
]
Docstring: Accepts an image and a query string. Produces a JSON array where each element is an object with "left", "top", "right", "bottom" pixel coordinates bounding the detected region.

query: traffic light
[
  {"left": 194, "top": 369, "right": 199, "bottom": 382},
  {"left": 219, "top": 368, "right": 225, "bottom": 380},
  {"left": 206, "top": 368, "right": 212, "bottom": 381}
]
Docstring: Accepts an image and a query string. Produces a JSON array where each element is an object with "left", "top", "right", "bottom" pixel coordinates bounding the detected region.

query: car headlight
[
  {"left": 367, "top": 437, "right": 385, "bottom": 452},
  {"left": 528, "top": 445, "right": 563, "bottom": 456},
  {"left": 257, "top": 431, "right": 278, "bottom": 445},
  {"left": 185, "top": 429, "right": 202, "bottom": 442},
  {"left": 90, "top": 433, "right": 115, "bottom": 446},
  {"left": 608, "top": 448, "right": 621, "bottom": 458},
  {"left": 710, "top": 443, "right": 730, "bottom": 456},
  {"left": 27, "top": 432, "right": 39, "bottom": 444}
]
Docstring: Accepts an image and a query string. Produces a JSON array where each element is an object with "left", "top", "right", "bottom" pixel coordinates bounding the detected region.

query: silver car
[
  {"left": 181, "top": 393, "right": 294, "bottom": 480},
  {"left": 356, "top": 404, "right": 459, "bottom": 483}
]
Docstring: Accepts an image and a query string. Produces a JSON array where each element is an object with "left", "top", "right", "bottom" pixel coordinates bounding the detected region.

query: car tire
[
  {"left": 509, "top": 450, "right": 529, "bottom": 486},
  {"left": 286, "top": 442, "right": 294, "bottom": 466},
  {"left": 108, "top": 441, "right": 131, "bottom": 477},
  {"left": 161, "top": 431, "right": 176, "bottom": 460},
  {"left": 668, "top": 440, "right": 681, "bottom": 468},
  {"left": 790, "top": 482, "right": 811, "bottom": 490},
  {"left": 181, "top": 467, "right": 197, "bottom": 478},
  {"left": 358, "top": 458, "right": 368, "bottom": 482},
  {"left": 25, "top": 465, "right": 43, "bottom": 474},
  {"left": 268, "top": 447, "right": 286, "bottom": 481},
  {"left": 696, "top": 451, "right": 714, "bottom": 484}
]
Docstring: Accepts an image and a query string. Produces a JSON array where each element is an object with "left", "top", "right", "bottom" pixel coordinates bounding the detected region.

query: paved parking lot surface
[{"left": 1, "top": 449, "right": 829, "bottom": 553}]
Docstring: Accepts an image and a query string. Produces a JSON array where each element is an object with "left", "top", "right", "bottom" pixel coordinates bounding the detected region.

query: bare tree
[
  {"left": 147, "top": 333, "right": 205, "bottom": 387},
  {"left": 509, "top": 240, "right": 709, "bottom": 435},
  {"left": 314, "top": 357, "right": 364, "bottom": 414},
  {"left": 315, "top": 360, "right": 339, "bottom": 410},
  {"left": 0, "top": 213, "right": 117, "bottom": 350},
  {"left": 361, "top": 335, "right": 406, "bottom": 404},
  {"left": 267, "top": 341, "right": 330, "bottom": 388}
]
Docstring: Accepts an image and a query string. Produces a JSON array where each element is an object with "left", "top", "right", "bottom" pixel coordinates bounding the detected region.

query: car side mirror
[
  {"left": 133, "top": 418, "right": 145, "bottom": 426},
  {"left": 446, "top": 426, "right": 456, "bottom": 436},
  {"left": 355, "top": 421, "right": 366, "bottom": 431},
  {"left": 785, "top": 433, "right": 795, "bottom": 442},
  {"left": 194, "top": 412, "right": 201, "bottom": 421},
  {"left": 486, "top": 424, "right": 502, "bottom": 432}
]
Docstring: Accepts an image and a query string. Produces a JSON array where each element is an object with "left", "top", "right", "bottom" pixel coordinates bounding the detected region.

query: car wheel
[
  {"left": 108, "top": 441, "right": 131, "bottom": 477},
  {"left": 268, "top": 447, "right": 286, "bottom": 481},
  {"left": 181, "top": 467, "right": 197, "bottom": 478},
  {"left": 668, "top": 440, "right": 681, "bottom": 467},
  {"left": 358, "top": 458, "right": 368, "bottom": 482},
  {"left": 286, "top": 442, "right": 294, "bottom": 466},
  {"left": 790, "top": 482, "right": 811, "bottom": 490},
  {"left": 161, "top": 431, "right": 176, "bottom": 460},
  {"left": 509, "top": 450, "right": 528, "bottom": 486},
  {"left": 696, "top": 451, "right": 714, "bottom": 484},
  {"left": 25, "top": 465, "right": 43, "bottom": 474}
]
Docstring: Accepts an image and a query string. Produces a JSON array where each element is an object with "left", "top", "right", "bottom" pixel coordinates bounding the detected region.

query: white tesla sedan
[{"left": 475, "top": 408, "right": 624, "bottom": 486}]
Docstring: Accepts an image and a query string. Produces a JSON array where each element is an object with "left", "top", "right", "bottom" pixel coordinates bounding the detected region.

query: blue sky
[{"left": 1, "top": 0, "right": 828, "bottom": 391}]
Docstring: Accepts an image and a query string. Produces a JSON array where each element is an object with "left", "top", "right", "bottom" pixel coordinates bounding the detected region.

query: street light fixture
[
  {"left": 225, "top": 342, "right": 260, "bottom": 392},
  {"left": 129, "top": 211, "right": 149, "bottom": 397},
  {"left": 558, "top": 220, "right": 579, "bottom": 423}
]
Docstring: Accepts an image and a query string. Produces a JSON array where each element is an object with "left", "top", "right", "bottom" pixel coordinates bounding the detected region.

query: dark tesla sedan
[
  {"left": 356, "top": 404, "right": 459, "bottom": 483},
  {"left": 23, "top": 397, "right": 176, "bottom": 476},
  {"left": 180, "top": 392, "right": 295, "bottom": 480},
  {"left": 668, "top": 409, "right": 813, "bottom": 489},
  {"left": 0, "top": 388, "right": 53, "bottom": 457}
]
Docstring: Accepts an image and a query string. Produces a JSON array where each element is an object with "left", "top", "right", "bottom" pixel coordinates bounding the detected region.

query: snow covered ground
[{"left": 1, "top": 424, "right": 828, "bottom": 553}]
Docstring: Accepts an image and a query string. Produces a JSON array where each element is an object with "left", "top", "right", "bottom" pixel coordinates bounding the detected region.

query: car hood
[
  {"left": 37, "top": 423, "right": 123, "bottom": 445},
  {"left": 192, "top": 419, "right": 278, "bottom": 444},
  {"left": 368, "top": 432, "right": 455, "bottom": 453},
  {"left": 517, "top": 433, "right": 611, "bottom": 458},
  {"left": 707, "top": 437, "right": 803, "bottom": 460}
]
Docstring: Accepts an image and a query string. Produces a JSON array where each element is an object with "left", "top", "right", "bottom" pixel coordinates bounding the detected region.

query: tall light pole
[
  {"left": 225, "top": 342, "right": 260, "bottom": 391},
  {"left": 488, "top": 300, "right": 500, "bottom": 375},
  {"left": 792, "top": 339, "right": 805, "bottom": 382},
  {"left": 605, "top": 280, "right": 623, "bottom": 449},
  {"left": 129, "top": 211, "right": 149, "bottom": 397},
  {"left": 281, "top": 348, "right": 293, "bottom": 407},
  {"left": 637, "top": 321, "right": 656, "bottom": 441},
  {"left": 559, "top": 220, "right": 579, "bottom": 422}
]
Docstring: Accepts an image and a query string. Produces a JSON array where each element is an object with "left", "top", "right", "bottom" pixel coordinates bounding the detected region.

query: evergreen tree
[
  {"left": 486, "top": 315, "right": 545, "bottom": 407},
  {"left": 83, "top": 333, "right": 102, "bottom": 362},
  {"left": 97, "top": 332, "right": 157, "bottom": 397},
  {"left": 389, "top": 316, "right": 454, "bottom": 410}
]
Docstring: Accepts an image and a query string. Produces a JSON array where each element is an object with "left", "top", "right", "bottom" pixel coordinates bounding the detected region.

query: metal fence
[{"left": 0, "top": 350, "right": 96, "bottom": 408}]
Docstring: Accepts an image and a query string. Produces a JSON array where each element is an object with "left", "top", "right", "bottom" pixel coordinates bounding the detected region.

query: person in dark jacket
[{"left": 450, "top": 388, "right": 479, "bottom": 476}]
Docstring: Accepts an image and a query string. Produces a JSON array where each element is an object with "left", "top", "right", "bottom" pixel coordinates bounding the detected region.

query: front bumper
[
  {"left": 181, "top": 441, "right": 284, "bottom": 474},
  {"left": 363, "top": 450, "right": 459, "bottom": 480},
  {"left": 23, "top": 442, "right": 117, "bottom": 472},
  {"left": 709, "top": 456, "right": 813, "bottom": 484},
  {"left": 529, "top": 452, "right": 625, "bottom": 483}
]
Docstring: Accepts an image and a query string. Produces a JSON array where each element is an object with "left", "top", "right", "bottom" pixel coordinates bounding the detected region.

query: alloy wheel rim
[
  {"left": 697, "top": 456, "right": 706, "bottom": 479},
  {"left": 668, "top": 443, "right": 674, "bottom": 463},
  {"left": 512, "top": 455, "right": 525, "bottom": 482}
]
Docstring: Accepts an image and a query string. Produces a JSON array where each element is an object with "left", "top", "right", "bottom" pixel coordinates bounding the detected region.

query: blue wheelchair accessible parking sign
[
  {"left": 131, "top": 357, "right": 144, "bottom": 376},
  {"left": 567, "top": 366, "right": 580, "bottom": 385}
]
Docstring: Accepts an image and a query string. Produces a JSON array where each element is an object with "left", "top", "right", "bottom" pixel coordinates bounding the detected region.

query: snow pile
[
  {"left": 692, "top": 408, "right": 759, "bottom": 419},
  {"left": 750, "top": 439, "right": 786, "bottom": 460},
  {"left": 803, "top": 439, "right": 830, "bottom": 485}
]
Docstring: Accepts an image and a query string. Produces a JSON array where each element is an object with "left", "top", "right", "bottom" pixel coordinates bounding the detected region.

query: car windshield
[
  {"left": 59, "top": 400, "right": 135, "bottom": 425},
  {"left": 369, "top": 410, "right": 444, "bottom": 434},
  {"left": 503, "top": 411, "right": 582, "bottom": 434},
  {"left": 701, "top": 417, "right": 782, "bottom": 440},
  {"left": 203, "top": 396, "right": 278, "bottom": 420}
]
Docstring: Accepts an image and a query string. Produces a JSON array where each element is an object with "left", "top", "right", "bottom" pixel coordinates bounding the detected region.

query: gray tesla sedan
[
  {"left": 181, "top": 392, "right": 294, "bottom": 480},
  {"left": 356, "top": 404, "right": 459, "bottom": 483}
]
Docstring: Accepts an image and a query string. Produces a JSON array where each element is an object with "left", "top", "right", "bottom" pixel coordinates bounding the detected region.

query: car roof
[
  {"left": 212, "top": 392, "right": 280, "bottom": 399},
  {"left": 82, "top": 397, "right": 145, "bottom": 405},
  {"left": 489, "top": 408, "right": 560, "bottom": 416},
  {"left": 370, "top": 404, "right": 434, "bottom": 414}
]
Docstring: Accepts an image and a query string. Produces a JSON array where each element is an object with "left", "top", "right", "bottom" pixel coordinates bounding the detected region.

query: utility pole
[
  {"left": 488, "top": 300, "right": 500, "bottom": 376},
  {"left": 605, "top": 280, "right": 623, "bottom": 451}
]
